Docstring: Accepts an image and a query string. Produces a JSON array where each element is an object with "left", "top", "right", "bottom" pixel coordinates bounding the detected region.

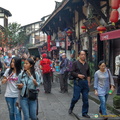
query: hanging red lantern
[
  {"left": 110, "top": 9, "right": 119, "bottom": 23},
  {"left": 97, "top": 26, "right": 107, "bottom": 33},
  {"left": 81, "top": 26, "right": 87, "bottom": 32},
  {"left": 111, "top": 0, "right": 120, "bottom": 9},
  {"left": 66, "top": 29, "right": 73, "bottom": 36}
]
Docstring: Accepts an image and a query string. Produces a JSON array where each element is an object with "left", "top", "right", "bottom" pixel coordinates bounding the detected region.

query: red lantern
[
  {"left": 81, "top": 26, "right": 87, "bottom": 32},
  {"left": 97, "top": 26, "right": 106, "bottom": 33},
  {"left": 47, "top": 35, "right": 51, "bottom": 51},
  {"left": 66, "top": 29, "right": 73, "bottom": 36},
  {"left": 110, "top": 10, "right": 119, "bottom": 23},
  {"left": 111, "top": 0, "right": 120, "bottom": 9}
]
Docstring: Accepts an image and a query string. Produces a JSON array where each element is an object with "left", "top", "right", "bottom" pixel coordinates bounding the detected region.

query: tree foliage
[{"left": 0, "top": 22, "right": 27, "bottom": 49}]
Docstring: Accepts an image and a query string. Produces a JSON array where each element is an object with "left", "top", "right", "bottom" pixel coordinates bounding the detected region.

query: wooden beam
[
  {"left": 106, "top": 0, "right": 110, "bottom": 22},
  {"left": 100, "top": 3, "right": 107, "bottom": 9},
  {"left": 76, "top": 6, "right": 87, "bottom": 20},
  {"left": 88, "top": 0, "right": 108, "bottom": 23}
]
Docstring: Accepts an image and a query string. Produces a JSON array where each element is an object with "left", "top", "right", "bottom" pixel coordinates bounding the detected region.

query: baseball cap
[{"left": 62, "top": 53, "right": 66, "bottom": 56}]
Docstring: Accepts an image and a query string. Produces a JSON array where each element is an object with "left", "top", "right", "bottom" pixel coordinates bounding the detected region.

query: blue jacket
[
  {"left": 60, "top": 58, "right": 69, "bottom": 74},
  {"left": 18, "top": 71, "right": 41, "bottom": 97}
]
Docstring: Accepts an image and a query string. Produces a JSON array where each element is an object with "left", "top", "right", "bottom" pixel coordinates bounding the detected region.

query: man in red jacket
[{"left": 40, "top": 53, "right": 52, "bottom": 93}]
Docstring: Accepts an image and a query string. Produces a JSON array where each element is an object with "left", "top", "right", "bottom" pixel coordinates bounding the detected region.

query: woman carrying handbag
[
  {"left": 17, "top": 58, "right": 41, "bottom": 120},
  {"left": 94, "top": 61, "right": 115, "bottom": 120}
]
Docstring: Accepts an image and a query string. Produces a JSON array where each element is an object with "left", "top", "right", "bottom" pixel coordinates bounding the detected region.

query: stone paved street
[{"left": 0, "top": 81, "right": 119, "bottom": 120}]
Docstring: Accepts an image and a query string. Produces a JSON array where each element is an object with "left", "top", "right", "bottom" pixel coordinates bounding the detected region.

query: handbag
[
  {"left": 28, "top": 89, "right": 38, "bottom": 100},
  {"left": 25, "top": 75, "right": 38, "bottom": 101}
]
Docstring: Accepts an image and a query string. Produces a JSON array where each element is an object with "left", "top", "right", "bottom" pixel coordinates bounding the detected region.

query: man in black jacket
[{"left": 68, "top": 50, "right": 91, "bottom": 118}]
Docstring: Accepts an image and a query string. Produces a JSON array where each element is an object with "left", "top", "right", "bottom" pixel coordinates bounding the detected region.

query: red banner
[
  {"left": 47, "top": 35, "right": 51, "bottom": 51},
  {"left": 100, "top": 29, "right": 120, "bottom": 41}
]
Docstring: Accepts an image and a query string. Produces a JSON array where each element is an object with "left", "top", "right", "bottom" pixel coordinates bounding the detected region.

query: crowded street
[
  {"left": 0, "top": 80, "right": 120, "bottom": 120},
  {"left": 0, "top": 0, "right": 120, "bottom": 120}
]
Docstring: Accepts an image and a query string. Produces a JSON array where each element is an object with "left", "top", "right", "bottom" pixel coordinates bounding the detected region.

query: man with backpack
[
  {"left": 40, "top": 53, "right": 52, "bottom": 93},
  {"left": 59, "top": 53, "right": 69, "bottom": 93}
]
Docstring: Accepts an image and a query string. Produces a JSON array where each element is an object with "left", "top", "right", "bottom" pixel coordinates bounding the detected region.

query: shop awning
[{"left": 100, "top": 29, "right": 120, "bottom": 41}]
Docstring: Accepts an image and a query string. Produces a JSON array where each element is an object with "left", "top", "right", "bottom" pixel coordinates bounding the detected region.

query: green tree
[{"left": 3, "top": 22, "right": 27, "bottom": 48}]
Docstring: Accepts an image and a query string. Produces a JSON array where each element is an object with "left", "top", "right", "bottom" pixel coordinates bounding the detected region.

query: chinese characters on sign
[{"left": 84, "top": 17, "right": 100, "bottom": 33}]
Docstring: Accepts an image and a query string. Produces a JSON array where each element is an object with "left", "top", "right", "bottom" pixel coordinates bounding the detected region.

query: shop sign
[
  {"left": 58, "top": 31, "right": 66, "bottom": 40},
  {"left": 83, "top": 17, "right": 100, "bottom": 33},
  {"left": 100, "top": 29, "right": 120, "bottom": 41}
]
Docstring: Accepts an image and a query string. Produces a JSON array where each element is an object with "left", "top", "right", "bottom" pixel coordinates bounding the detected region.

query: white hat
[{"left": 62, "top": 53, "right": 66, "bottom": 56}]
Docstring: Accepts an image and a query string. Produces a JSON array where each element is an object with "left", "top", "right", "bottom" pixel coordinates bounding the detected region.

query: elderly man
[{"left": 59, "top": 53, "right": 69, "bottom": 93}]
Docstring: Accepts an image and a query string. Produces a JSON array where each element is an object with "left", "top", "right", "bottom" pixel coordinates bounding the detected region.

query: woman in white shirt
[{"left": 2, "top": 57, "right": 22, "bottom": 120}]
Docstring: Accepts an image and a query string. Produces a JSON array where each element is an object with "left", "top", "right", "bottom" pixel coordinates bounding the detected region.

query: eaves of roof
[
  {"left": 0, "top": 7, "right": 12, "bottom": 16},
  {"left": 40, "top": 0, "right": 70, "bottom": 31},
  {"left": 28, "top": 41, "right": 46, "bottom": 49},
  {"left": 21, "top": 21, "right": 42, "bottom": 28}
]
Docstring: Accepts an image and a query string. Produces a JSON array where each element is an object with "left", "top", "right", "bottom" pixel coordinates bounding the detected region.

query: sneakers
[
  {"left": 68, "top": 108, "right": 73, "bottom": 114},
  {"left": 82, "top": 114, "right": 90, "bottom": 118}
]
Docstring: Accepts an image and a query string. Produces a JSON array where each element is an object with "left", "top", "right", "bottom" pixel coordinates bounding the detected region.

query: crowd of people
[{"left": 0, "top": 50, "right": 119, "bottom": 120}]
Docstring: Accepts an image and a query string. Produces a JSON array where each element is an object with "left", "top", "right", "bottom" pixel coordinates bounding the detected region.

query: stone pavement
[
  {"left": 0, "top": 81, "right": 120, "bottom": 120},
  {"left": 87, "top": 89, "right": 120, "bottom": 120}
]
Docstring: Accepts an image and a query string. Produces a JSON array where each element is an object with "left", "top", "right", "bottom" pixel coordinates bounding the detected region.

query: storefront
[
  {"left": 82, "top": 17, "right": 100, "bottom": 71},
  {"left": 100, "top": 29, "right": 120, "bottom": 74}
]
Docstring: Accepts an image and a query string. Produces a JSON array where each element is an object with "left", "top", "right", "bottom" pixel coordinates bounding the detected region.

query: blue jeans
[
  {"left": 70, "top": 80, "right": 89, "bottom": 115},
  {"left": 20, "top": 97, "right": 37, "bottom": 120},
  {"left": 5, "top": 97, "right": 21, "bottom": 120},
  {"left": 98, "top": 94, "right": 108, "bottom": 115}
]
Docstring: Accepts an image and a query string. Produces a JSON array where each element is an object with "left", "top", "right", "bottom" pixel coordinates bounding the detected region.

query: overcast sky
[{"left": 1, "top": 0, "right": 62, "bottom": 26}]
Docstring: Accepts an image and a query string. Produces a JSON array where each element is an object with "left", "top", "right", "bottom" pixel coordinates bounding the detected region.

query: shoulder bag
[{"left": 25, "top": 76, "right": 38, "bottom": 101}]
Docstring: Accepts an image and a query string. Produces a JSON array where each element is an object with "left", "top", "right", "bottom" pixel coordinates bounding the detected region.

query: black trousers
[
  {"left": 43, "top": 73, "right": 51, "bottom": 93},
  {"left": 60, "top": 71, "right": 68, "bottom": 92}
]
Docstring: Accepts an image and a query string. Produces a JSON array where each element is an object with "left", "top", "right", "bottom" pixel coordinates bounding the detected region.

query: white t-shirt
[{"left": 3, "top": 68, "right": 19, "bottom": 97}]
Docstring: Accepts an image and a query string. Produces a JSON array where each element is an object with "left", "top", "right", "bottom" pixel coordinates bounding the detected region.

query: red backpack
[{"left": 40, "top": 58, "right": 51, "bottom": 74}]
